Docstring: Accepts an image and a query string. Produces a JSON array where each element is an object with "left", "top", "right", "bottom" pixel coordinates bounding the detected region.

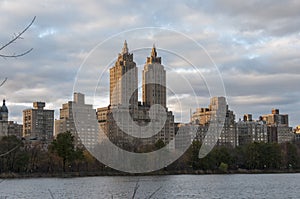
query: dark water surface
[{"left": 0, "top": 173, "right": 299, "bottom": 198}]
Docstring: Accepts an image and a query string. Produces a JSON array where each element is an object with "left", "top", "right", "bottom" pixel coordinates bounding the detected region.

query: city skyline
[{"left": 1, "top": 1, "right": 300, "bottom": 126}]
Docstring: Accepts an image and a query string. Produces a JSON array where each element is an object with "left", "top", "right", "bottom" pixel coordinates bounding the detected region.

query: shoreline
[{"left": 1, "top": 169, "right": 300, "bottom": 179}]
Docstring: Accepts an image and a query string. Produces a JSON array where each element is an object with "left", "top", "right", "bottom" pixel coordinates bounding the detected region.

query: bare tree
[
  {"left": 0, "top": 16, "right": 35, "bottom": 88},
  {"left": 0, "top": 16, "right": 36, "bottom": 58},
  {"left": 0, "top": 17, "right": 35, "bottom": 160}
]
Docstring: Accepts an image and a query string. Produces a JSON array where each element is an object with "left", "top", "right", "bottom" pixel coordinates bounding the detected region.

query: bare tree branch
[
  {"left": 0, "top": 16, "right": 36, "bottom": 58},
  {"left": 0, "top": 143, "right": 21, "bottom": 158},
  {"left": 48, "top": 189, "right": 55, "bottom": 199},
  {"left": 0, "top": 48, "right": 33, "bottom": 58},
  {"left": 146, "top": 186, "right": 162, "bottom": 199},
  {"left": 131, "top": 181, "right": 140, "bottom": 199},
  {"left": 0, "top": 77, "right": 7, "bottom": 87}
]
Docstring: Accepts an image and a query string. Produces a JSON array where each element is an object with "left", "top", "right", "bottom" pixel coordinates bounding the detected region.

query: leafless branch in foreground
[
  {"left": 0, "top": 16, "right": 36, "bottom": 58},
  {"left": 48, "top": 189, "right": 55, "bottom": 199},
  {"left": 146, "top": 186, "right": 162, "bottom": 199},
  {"left": 0, "top": 77, "right": 7, "bottom": 87},
  {"left": 127, "top": 180, "right": 163, "bottom": 199},
  {"left": 0, "top": 142, "right": 21, "bottom": 158},
  {"left": 132, "top": 181, "right": 140, "bottom": 199}
]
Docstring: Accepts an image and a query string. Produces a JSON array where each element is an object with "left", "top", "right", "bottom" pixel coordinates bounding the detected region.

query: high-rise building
[
  {"left": 236, "top": 114, "right": 268, "bottom": 146},
  {"left": 0, "top": 99, "right": 8, "bottom": 137},
  {"left": 109, "top": 40, "right": 138, "bottom": 108},
  {"left": 142, "top": 45, "right": 166, "bottom": 107},
  {"left": 97, "top": 42, "right": 175, "bottom": 150},
  {"left": 23, "top": 102, "right": 54, "bottom": 141},
  {"left": 261, "top": 109, "right": 294, "bottom": 143},
  {"left": 55, "top": 93, "right": 98, "bottom": 148}
]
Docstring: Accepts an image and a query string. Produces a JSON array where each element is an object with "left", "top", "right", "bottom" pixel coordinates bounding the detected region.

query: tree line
[
  {"left": 0, "top": 132, "right": 299, "bottom": 175},
  {"left": 170, "top": 140, "right": 300, "bottom": 172}
]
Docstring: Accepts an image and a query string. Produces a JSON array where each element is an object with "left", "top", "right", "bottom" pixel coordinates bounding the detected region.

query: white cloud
[{"left": 1, "top": 0, "right": 300, "bottom": 127}]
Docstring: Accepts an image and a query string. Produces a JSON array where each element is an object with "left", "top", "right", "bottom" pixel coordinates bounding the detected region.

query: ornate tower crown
[
  {"left": 146, "top": 44, "right": 161, "bottom": 64},
  {"left": 122, "top": 40, "right": 129, "bottom": 54},
  {"left": 151, "top": 44, "right": 157, "bottom": 58}
]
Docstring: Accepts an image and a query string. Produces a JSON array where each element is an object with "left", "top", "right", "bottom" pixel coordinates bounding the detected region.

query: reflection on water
[{"left": 0, "top": 174, "right": 300, "bottom": 198}]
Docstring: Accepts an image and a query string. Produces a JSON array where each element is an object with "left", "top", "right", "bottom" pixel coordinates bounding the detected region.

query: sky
[{"left": 0, "top": 0, "right": 300, "bottom": 127}]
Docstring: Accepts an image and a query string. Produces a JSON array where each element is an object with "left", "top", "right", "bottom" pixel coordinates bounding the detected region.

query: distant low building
[
  {"left": 236, "top": 114, "right": 268, "bottom": 146},
  {"left": 261, "top": 109, "right": 294, "bottom": 143},
  {"left": 191, "top": 97, "right": 237, "bottom": 148},
  {"left": 174, "top": 123, "right": 206, "bottom": 150},
  {"left": 261, "top": 109, "right": 289, "bottom": 126},
  {"left": 7, "top": 121, "right": 23, "bottom": 137}
]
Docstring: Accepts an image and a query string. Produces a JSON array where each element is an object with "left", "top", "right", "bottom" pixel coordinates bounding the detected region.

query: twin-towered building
[
  {"left": 98, "top": 41, "right": 175, "bottom": 149},
  {"left": 109, "top": 41, "right": 167, "bottom": 108}
]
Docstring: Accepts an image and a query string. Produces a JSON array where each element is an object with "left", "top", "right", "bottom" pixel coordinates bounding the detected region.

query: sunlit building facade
[{"left": 261, "top": 109, "right": 294, "bottom": 143}]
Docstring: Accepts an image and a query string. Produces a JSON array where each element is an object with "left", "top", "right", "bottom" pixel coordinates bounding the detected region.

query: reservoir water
[{"left": 0, "top": 174, "right": 299, "bottom": 198}]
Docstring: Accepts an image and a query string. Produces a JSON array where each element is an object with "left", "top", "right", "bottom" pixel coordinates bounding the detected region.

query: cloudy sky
[{"left": 0, "top": 0, "right": 300, "bottom": 127}]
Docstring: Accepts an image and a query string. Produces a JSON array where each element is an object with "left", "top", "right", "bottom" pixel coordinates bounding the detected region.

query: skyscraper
[
  {"left": 109, "top": 40, "right": 138, "bottom": 108},
  {"left": 142, "top": 45, "right": 166, "bottom": 107}
]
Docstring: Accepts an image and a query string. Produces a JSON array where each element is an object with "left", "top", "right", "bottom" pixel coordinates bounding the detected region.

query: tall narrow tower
[
  {"left": 142, "top": 45, "right": 166, "bottom": 107},
  {"left": 109, "top": 41, "right": 138, "bottom": 107},
  {"left": 0, "top": 99, "right": 9, "bottom": 137}
]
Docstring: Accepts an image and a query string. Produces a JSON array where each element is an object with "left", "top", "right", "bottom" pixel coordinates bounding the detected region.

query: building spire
[
  {"left": 151, "top": 43, "right": 157, "bottom": 58},
  {"left": 122, "top": 40, "right": 129, "bottom": 54},
  {"left": 1, "top": 99, "right": 8, "bottom": 113},
  {"left": 146, "top": 43, "right": 161, "bottom": 64}
]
